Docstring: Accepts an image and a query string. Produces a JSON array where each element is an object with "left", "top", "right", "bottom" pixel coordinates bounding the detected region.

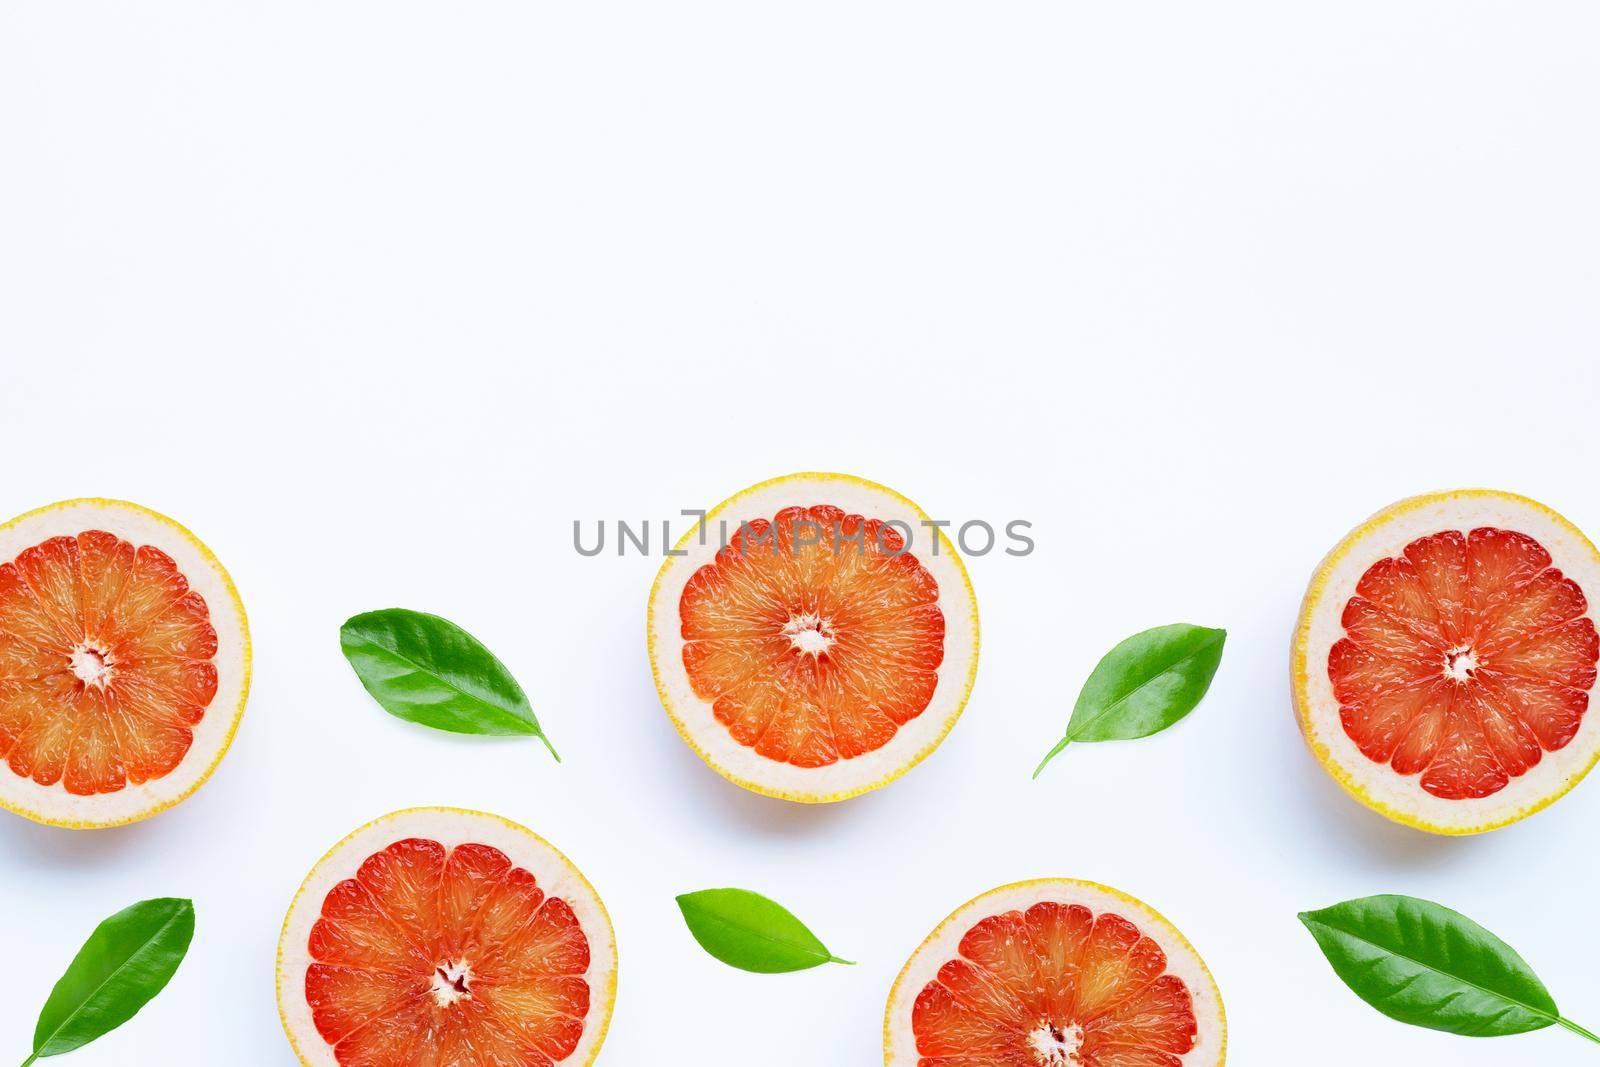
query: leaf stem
[
  {"left": 536, "top": 732, "right": 561, "bottom": 763},
  {"left": 21, "top": 1053, "right": 39, "bottom": 1067},
  {"left": 1032, "top": 736, "right": 1070, "bottom": 779},
  {"left": 1557, "top": 1016, "right": 1600, "bottom": 1045}
]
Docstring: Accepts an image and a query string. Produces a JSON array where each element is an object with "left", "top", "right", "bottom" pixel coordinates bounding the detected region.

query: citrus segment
[
  {"left": 886, "top": 880, "right": 1224, "bottom": 1066},
  {"left": 278, "top": 808, "right": 617, "bottom": 1067},
  {"left": 649, "top": 474, "right": 979, "bottom": 802},
  {"left": 1294, "top": 490, "right": 1600, "bottom": 833},
  {"left": 0, "top": 500, "right": 249, "bottom": 828}
]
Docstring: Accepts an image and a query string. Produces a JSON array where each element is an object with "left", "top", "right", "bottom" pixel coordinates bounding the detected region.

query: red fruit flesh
[
  {"left": 0, "top": 531, "right": 218, "bottom": 795},
  {"left": 912, "top": 902, "right": 1198, "bottom": 1066},
  {"left": 679, "top": 504, "right": 946, "bottom": 768},
  {"left": 305, "top": 838, "right": 593, "bottom": 1066},
  {"left": 1329, "top": 527, "right": 1599, "bottom": 799}
]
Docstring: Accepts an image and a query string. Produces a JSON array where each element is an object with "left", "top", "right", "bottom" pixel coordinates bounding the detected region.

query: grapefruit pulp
[
  {"left": 277, "top": 807, "right": 617, "bottom": 1066},
  {"left": 885, "top": 879, "right": 1225, "bottom": 1065},
  {"left": 1293, "top": 489, "right": 1600, "bottom": 833},
  {"left": 647, "top": 472, "right": 980, "bottom": 802},
  {"left": 0, "top": 498, "right": 250, "bottom": 828}
]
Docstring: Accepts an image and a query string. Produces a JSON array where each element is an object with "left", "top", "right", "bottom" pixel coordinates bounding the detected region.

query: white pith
[
  {"left": 884, "top": 880, "right": 1225, "bottom": 1065},
  {"left": 276, "top": 807, "right": 617, "bottom": 1067},
  {"left": 0, "top": 500, "right": 250, "bottom": 828},
  {"left": 648, "top": 474, "right": 980, "bottom": 801},
  {"left": 1296, "top": 491, "right": 1600, "bottom": 833},
  {"left": 429, "top": 960, "right": 474, "bottom": 1008},
  {"left": 1443, "top": 647, "right": 1478, "bottom": 682},
  {"left": 1027, "top": 1021, "right": 1084, "bottom": 1063},
  {"left": 68, "top": 644, "right": 113, "bottom": 687},
  {"left": 782, "top": 613, "right": 836, "bottom": 655}
]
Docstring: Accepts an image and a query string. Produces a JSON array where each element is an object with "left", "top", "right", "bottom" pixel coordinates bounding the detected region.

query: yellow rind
[
  {"left": 646, "top": 471, "right": 981, "bottom": 803},
  {"left": 0, "top": 498, "right": 252, "bottom": 830},
  {"left": 276, "top": 806, "right": 618, "bottom": 1067},
  {"left": 1292, "top": 488, "right": 1600, "bottom": 836},
  {"left": 883, "top": 877, "right": 1227, "bottom": 1065}
]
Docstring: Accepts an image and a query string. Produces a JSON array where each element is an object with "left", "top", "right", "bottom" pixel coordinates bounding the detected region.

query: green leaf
[
  {"left": 675, "top": 889, "right": 854, "bottom": 974},
  {"left": 340, "top": 608, "right": 559, "bottom": 760},
  {"left": 26, "top": 897, "right": 195, "bottom": 1063},
  {"left": 1298, "top": 894, "right": 1600, "bottom": 1043},
  {"left": 1034, "top": 623, "right": 1225, "bottom": 777}
]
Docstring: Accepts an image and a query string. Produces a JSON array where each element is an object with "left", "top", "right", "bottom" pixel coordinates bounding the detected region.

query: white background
[{"left": 2, "top": 3, "right": 1598, "bottom": 1064}]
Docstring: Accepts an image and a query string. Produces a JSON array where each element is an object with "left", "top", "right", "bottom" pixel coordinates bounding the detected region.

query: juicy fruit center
[
  {"left": 911, "top": 901, "right": 1198, "bottom": 1066},
  {"left": 0, "top": 530, "right": 220, "bottom": 795},
  {"left": 1329, "top": 526, "right": 1600, "bottom": 800},
  {"left": 1027, "top": 1021, "right": 1085, "bottom": 1065},
  {"left": 679, "top": 504, "right": 946, "bottom": 768},
  {"left": 305, "top": 837, "right": 592, "bottom": 1066}
]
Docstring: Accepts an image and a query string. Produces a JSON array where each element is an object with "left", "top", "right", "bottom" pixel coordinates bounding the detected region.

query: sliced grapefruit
[
  {"left": 277, "top": 807, "right": 617, "bottom": 1066},
  {"left": 0, "top": 498, "right": 250, "bottom": 828},
  {"left": 647, "top": 472, "right": 980, "bottom": 803},
  {"left": 1293, "top": 489, "right": 1600, "bottom": 834},
  {"left": 885, "top": 879, "right": 1226, "bottom": 1066}
]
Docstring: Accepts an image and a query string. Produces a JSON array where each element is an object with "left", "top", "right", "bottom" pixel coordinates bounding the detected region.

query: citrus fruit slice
[
  {"left": 277, "top": 807, "right": 617, "bottom": 1066},
  {"left": 1293, "top": 489, "right": 1600, "bottom": 834},
  {"left": 885, "top": 879, "right": 1226, "bottom": 1066},
  {"left": 0, "top": 498, "right": 250, "bottom": 828},
  {"left": 647, "top": 472, "right": 980, "bottom": 802}
]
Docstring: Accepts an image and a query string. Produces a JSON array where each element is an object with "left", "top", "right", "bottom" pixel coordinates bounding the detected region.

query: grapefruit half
[
  {"left": 885, "top": 879, "right": 1225, "bottom": 1066},
  {"left": 1293, "top": 489, "right": 1600, "bottom": 834},
  {"left": 647, "top": 472, "right": 980, "bottom": 803},
  {"left": 277, "top": 807, "right": 617, "bottom": 1066},
  {"left": 0, "top": 498, "right": 250, "bottom": 828}
]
